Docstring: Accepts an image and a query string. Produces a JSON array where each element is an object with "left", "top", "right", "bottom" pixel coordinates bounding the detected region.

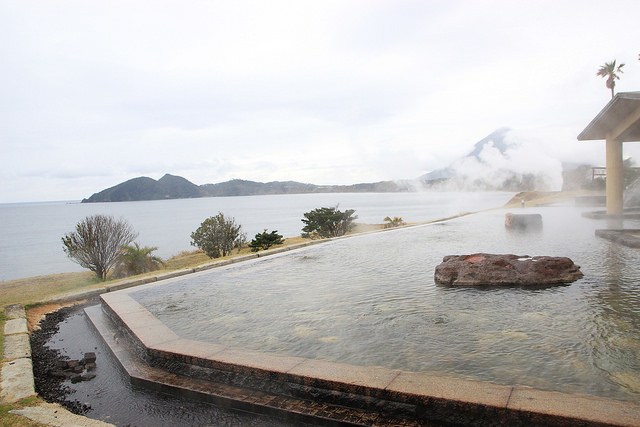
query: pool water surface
[{"left": 132, "top": 206, "right": 640, "bottom": 402}]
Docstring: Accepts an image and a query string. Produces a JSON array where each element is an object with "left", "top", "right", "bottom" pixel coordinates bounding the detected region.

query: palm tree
[
  {"left": 113, "top": 242, "right": 164, "bottom": 278},
  {"left": 596, "top": 60, "right": 625, "bottom": 99}
]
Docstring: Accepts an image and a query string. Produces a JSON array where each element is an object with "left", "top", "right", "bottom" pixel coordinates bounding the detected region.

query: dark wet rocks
[
  {"left": 30, "top": 306, "right": 95, "bottom": 414},
  {"left": 434, "top": 253, "right": 583, "bottom": 286},
  {"left": 49, "top": 353, "right": 97, "bottom": 383}
]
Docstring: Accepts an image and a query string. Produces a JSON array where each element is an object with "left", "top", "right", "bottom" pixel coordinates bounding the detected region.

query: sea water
[{"left": 0, "top": 191, "right": 513, "bottom": 281}]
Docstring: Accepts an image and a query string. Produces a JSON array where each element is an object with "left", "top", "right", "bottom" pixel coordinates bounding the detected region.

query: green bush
[
  {"left": 249, "top": 229, "right": 284, "bottom": 252},
  {"left": 191, "top": 212, "right": 246, "bottom": 258},
  {"left": 112, "top": 243, "right": 164, "bottom": 278},
  {"left": 383, "top": 216, "right": 405, "bottom": 228},
  {"left": 301, "top": 206, "right": 357, "bottom": 239}
]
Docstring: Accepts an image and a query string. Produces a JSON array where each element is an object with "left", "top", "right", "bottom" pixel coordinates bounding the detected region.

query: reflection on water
[
  {"left": 590, "top": 242, "right": 640, "bottom": 395},
  {"left": 132, "top": 206, "right": 640, "bottom": 401}
]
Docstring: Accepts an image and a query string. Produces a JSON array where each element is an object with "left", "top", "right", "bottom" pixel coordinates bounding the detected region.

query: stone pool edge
[{"left": 97, "top": 289, "right": 640, "bottom": 427}]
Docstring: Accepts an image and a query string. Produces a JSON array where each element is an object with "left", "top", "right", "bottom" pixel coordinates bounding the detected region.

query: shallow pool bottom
[{"left": 90, "top": 290, "right": 640, "bottom": 426}]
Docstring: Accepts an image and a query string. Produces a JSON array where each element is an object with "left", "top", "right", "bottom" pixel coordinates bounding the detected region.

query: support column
[{"left": 605, "top": 137, "right": 624, "bottom": 216}]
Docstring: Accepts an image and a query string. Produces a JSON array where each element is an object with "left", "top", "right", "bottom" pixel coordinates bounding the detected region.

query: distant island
[
  {"left": 81, "top": 175, "right": 413, "bottom": 203},
  {"left": 81, "top": 128, "right": 599, "bottom": 203}
]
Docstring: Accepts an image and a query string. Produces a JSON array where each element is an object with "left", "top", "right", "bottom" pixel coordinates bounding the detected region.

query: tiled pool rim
[{"left": 97, "top": 287, "right": 640, "bottom": 426}]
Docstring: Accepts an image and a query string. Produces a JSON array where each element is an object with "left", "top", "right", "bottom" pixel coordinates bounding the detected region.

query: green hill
[{"left": 81, "top": 175, "right": 410, "bottom": 203}]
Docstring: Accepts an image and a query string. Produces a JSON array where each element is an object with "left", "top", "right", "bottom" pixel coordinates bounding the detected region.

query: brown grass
[
  {"left": 351, "top": 223, "right": 385, "bottom": 234},
  {"left": 0, "top": 272, "right": 99, "bottom": 309},
  {"left": 162, "top": 249, "right": 210, "bottom": 270}
]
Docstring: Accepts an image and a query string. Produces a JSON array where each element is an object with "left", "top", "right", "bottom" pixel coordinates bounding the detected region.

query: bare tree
[{"left": 62, "top": 214, "right": 138, "bottom": 280}]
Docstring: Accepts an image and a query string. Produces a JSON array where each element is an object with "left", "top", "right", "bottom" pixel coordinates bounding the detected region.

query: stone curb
[
  {"left": 1, "top": 358, "right": 35, "bottom": 403},
  {"left": 1, "top": 305, "right": 35, "bottom": 404},
  {"left": 4, "top": 317, "right": 28, "bottom": 335},
  {"left": 5, "top": 304, "right": 27, "bottom": 319},
  {"left": 4, "top": 334, "right": 31, "bottom": 360}
]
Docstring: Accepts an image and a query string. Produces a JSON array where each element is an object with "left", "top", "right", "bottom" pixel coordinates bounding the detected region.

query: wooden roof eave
[{"left": 578, "top": 92, "right": 640, "bottom": 142}]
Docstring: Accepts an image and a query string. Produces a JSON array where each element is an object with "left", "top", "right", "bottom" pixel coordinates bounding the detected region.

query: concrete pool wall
[{"left": 92, "top": 286, "right": 640, "bottom": 426}]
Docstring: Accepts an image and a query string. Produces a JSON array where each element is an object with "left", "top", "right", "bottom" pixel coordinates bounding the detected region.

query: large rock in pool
[{"left": 434, "top": 253, "right": 583, "bottom": 286}]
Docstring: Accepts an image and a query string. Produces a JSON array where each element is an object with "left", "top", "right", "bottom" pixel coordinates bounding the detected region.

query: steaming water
[
  {"left": 132, "top": 206, "right": 640, "bottom": 401},
  {"left": 0, "top": 191, "right": 512, "bottom": 281}
]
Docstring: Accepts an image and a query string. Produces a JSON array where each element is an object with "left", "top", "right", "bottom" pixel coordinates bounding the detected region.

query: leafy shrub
[
  {"left": 112, "top": 243, "right": 164, "bottom": 278},
  {"left": 190, "top": 212, "right": 246, "bottom": 258},
  {"left": 301, "top": 206, "right": 357, "bottom": 239},
  {"left": 249, "top": 229, "right": 285, "bottom": 252}
]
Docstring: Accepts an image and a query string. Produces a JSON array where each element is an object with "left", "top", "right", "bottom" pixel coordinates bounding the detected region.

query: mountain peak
[
  {"left": 421, "top": 128, "right": 513, "bottom": 182},
  {"left": 158, "top": 173, "right": 194, "bottom": 184},
  {"left": 419, "top": 127, "right": 561, "bottom": 191},
  {"left": 467, "top": 127, "right": 513, "bottom": 159},
  {"left": 82, "top": 173, "right": 202, "bottom": 202}
]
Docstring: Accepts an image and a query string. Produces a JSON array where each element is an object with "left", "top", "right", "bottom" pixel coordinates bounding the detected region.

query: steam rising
[{"left": 420, "top": 128, "right": 564, "bottom": 191}]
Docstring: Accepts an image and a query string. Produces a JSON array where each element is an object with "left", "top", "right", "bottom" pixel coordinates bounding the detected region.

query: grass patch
[
  {"left": 0, "top": 399, "right": 46, "bottom": 427},
  {"left": 163, "top": 250, "right": 212, "bottom": 270},
  {"left": 0, "top": 272, "right": 99, "bottom": 309}
]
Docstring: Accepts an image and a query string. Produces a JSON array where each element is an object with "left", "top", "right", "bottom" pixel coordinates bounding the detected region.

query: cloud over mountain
[{"left": 420, "top": 128, "right": 563, "bottom": 191}]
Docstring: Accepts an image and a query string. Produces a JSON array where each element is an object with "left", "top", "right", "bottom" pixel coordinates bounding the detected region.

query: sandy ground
[{"left": 27, "top": 301, "right": 85, "bottom": 332}]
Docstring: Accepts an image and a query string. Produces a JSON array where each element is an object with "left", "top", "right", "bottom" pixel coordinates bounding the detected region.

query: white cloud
[{"left": 1, "top": 0, "right": 640, "bottom": 202}]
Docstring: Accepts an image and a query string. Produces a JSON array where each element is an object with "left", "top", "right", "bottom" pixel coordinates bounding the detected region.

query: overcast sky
[{"left": 2, "top": 0, "right": 640, "bottom": 203}]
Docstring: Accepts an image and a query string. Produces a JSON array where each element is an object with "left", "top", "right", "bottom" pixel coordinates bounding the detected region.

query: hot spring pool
[{"left": 131, "top": 206, "right": 640, "bottom": 402}]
